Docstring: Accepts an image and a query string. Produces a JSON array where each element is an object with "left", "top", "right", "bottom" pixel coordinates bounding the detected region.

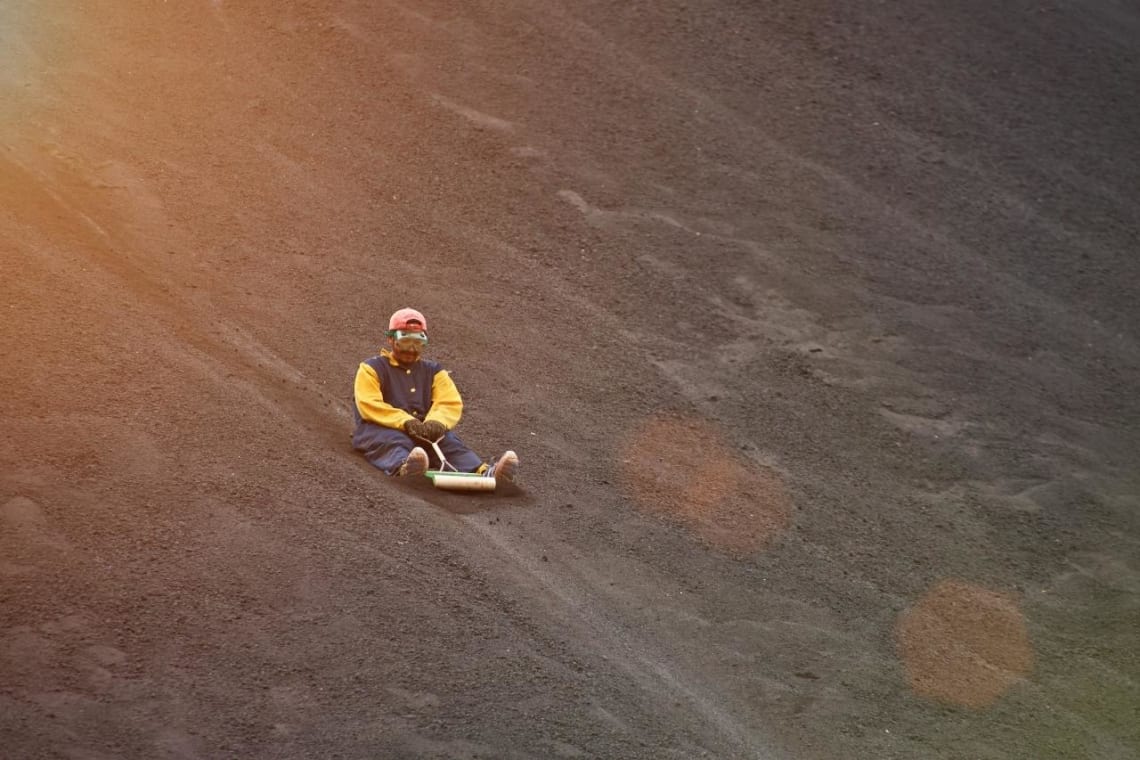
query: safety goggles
[{"left": 390, "top": 329, "right": 428, "bottom": 349}]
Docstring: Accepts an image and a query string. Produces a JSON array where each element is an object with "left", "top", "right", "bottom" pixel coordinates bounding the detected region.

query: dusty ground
[{"left": 2, "top": 1, "right": 1138, "bottom": 758}]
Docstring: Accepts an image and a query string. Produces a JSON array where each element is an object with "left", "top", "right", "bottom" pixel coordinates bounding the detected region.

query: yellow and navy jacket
[{"left": 353, "top": 348, "right": 463, "bottom": 431}]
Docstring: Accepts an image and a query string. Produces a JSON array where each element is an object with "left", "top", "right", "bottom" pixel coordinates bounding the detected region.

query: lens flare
[
  {"left": 896, "top": 579, "right": 1033, "bottom": 708},
  {"left": 619, "top": 415, "right": 791, "bottom": 554}
]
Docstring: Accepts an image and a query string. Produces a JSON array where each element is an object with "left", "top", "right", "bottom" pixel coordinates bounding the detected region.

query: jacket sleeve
[
  {"left": 354, "top": 362, "right": 416, "bottom": 430},
  {"left": 424, "top": 369, "right": 463, "bottom": 429}
]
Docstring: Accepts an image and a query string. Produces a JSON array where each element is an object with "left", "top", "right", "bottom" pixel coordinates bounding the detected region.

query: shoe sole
[
  {"left": 401, "top": 448, "right": 429, "bottom": 477},
  {"left": 494, "top": 451, "right": 519, "bottom": 483}
]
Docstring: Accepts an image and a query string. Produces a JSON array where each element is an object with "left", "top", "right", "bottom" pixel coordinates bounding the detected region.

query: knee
[{"left": 353, "top": 423, "right": 413, "bottom": 452}]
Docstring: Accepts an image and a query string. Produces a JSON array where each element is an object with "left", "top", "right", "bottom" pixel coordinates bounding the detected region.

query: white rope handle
[{"left": 428, "top": 438, "right": 459, "bottom": 472}]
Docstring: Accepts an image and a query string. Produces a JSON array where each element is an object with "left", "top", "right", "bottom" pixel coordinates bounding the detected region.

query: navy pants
[{"left": 352, "top": 422, "right": 483, "bottom": 475}]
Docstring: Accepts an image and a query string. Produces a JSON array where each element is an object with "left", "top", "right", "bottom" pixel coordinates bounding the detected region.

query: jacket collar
[{"left": 381, "top": 348, "right": 419, "bottom": 368}]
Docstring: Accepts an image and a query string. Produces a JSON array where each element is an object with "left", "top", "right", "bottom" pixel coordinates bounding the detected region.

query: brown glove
[
  {"left": 420, "top": 420, "right": 448, "bottom": 442},
  {"left": 403, "top": 419, "right": 428, "bottom": 440}
]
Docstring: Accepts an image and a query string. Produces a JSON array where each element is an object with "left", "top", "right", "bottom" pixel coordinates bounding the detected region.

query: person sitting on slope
[{"left": 351, "top": 307, "right": 518, "bottom": 482}]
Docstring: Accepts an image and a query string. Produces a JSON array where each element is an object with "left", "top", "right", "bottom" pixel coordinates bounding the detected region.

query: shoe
[
  {"left": 488, "top": 450, "right": 519, "bottom": 483},
  {"left": 397, "top": 446, "right": 429, "bottom": 477}
]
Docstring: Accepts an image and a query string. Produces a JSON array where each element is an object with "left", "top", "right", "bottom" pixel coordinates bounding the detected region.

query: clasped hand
[{"left": 404, "top": 419, "right": 447, "bottom": 441}]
